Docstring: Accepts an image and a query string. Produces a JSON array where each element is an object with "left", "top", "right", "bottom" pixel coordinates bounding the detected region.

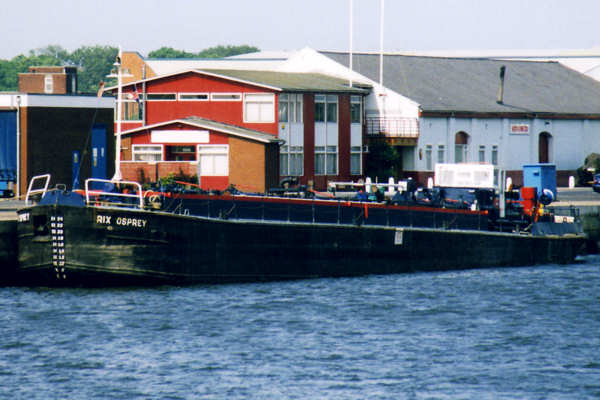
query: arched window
[
  {"left": 539, "top": 132, "right": 552, "bottom": 163},
  {"left": 455, "top": 131, "right": 469, "bottom": 163}
]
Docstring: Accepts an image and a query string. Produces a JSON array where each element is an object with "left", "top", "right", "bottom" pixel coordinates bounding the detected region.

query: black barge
[{"left": 15, "top": 176, "right": 585, "bottom": 286}]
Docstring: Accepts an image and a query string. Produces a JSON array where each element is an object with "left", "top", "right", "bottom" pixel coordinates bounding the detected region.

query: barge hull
[{"left": 16, "top": 204, "right": 584, "bottom": 286}]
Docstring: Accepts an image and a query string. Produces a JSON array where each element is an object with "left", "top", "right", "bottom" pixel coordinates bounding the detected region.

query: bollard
[
  {"left": 387, "top": 177, "right": 396, "bottom": 196},
  {"left": 568, "top": 176, "right": 575, "bottom": 189}
]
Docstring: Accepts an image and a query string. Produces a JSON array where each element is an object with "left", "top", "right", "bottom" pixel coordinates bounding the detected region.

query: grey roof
[
  {"left": 183, "top": 116, "right": 281, "bottom": 143},
  {"left": 199, "top": 69, "right": 370, "bottom": 94},
  {"left": 321, "top": 51, "right": 600, "bottom": 115},
  {"left": 122, "top": 116, "right": 281, "bottom": 144}
]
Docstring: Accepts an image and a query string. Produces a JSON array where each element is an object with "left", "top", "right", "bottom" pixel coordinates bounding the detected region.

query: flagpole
[
  {"left": 349, "top": 0, "right": 353, "bottom": 88},
  {"left": 379, "top": 0, "right": 384, "bottom": 87}
]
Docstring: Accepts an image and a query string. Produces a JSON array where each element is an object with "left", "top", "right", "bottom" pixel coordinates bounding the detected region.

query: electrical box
[{"left": 523, "top": 164, "right": 557, "bottom": 199}]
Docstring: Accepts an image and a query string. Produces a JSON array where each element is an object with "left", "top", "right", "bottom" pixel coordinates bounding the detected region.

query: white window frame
[
  {"left": 178, "top": 93, "right": 209, "bottom": 101},
  {"left": 44, "top": 74, "right": 53, "bottom": 94},
  {"left": 437, "top": 144, "right": 445, "bottom": 164},
  {"left": 314, "top": 94, "right": 326, "bottom": 122},
  {"left": 197, "top": 145, "right": 229, "bottom": 176},
  {"left": 121, "top": 100, "right": 142, "bottom": 122},
  {"left": 132, "top": 144, "right": 163, "bottom": 161},
  {"left": 425, "top": 144, "right": 433, "bottom": 171},
  {"left": 350, "top": 95, "right": 361, "bottom": 124},
  {"left": 278, "top": 93, "right": 303, "bottom": 123},
  {"left": 210, "top": 93, "right": 242, "bottom": 102},
  {"left": 315, "top": 145, "right": 338, "bottom": 176},
  {"left": 243, "top": 93, "right": 275, "bottom": 123},
  {"left": 145, "top": 93, "right": 176, "bottom": 101},
  {"left": 491, "top": 145, "right": 499, "bottom": 165},
  {"left": 479, "top": 145, "right": 486, "bottom": 163},
  {"left": 280, "top": 145, "right": 303, "bottom": 176},
  {"left": 350, "top": 146, "right": 362, "bottom": 175}
]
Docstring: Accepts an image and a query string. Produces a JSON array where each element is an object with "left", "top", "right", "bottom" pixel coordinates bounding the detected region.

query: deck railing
[
  {"left": 85, "top": 178, "right": 144, "bottom": 209},
  {"left": 366, "top": 117, "right": 419, "bottom": 138}
]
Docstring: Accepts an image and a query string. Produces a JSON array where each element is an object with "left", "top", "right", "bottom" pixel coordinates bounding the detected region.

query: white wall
[{"left": 417, "top": 116, "right": 600, "bottom": 173}]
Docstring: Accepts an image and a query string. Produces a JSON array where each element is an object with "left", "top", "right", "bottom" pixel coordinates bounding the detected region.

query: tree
[
  {"left": 69, "top": 45, "right": 118, "bottom": 93},
  {"left": 147, "top": 47, "right": 196, "bottom": 59},
  {"left": 197, "top": 45, "right": 259, "bottom": 58},
  {"left": 364, "top": 141, "right": 401, "bottom": 181},
  {"left": 0, "top": 44, "right": 259, "bottom": 92},
  {"left": 147, "top": 45, "right": 259, "bottom": 59}
]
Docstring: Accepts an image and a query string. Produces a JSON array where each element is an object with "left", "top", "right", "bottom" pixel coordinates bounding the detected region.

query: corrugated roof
[
  {"left": 321, "top": 51, "right": 600, "bottom": 115},
  {"left": 199, "top": 69, "right": 370, "bottom": 94}
]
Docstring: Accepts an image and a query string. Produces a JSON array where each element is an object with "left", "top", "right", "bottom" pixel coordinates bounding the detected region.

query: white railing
[
  {"left": 25, "top": 174, "right": 51, "bottom": 205},
  {"left": 366, "top": 117, "right": 419, "bottom": 138},
  {"left": 84, "top": 178, "right": 144, "bottom": 209}
]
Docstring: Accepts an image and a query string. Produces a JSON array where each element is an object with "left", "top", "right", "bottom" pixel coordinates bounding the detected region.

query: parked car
[{"left": 593, "top": 174, "right": 600, "bottom": 193}]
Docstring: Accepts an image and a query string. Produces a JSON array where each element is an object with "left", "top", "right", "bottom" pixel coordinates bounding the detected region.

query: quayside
[{"left": 14, "top": 175, "right": 586, "bottom": 287}]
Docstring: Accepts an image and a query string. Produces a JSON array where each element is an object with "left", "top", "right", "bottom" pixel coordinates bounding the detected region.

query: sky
[{"left": 2, "top": 0, "right": 600, "bottom": 59}]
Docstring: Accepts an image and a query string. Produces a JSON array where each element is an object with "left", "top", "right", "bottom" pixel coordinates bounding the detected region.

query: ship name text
[{"left": 96, "top": 215, "right": 148, "bottom": 228}]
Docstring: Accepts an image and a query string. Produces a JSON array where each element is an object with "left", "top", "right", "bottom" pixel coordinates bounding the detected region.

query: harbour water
[{"left": 2, "top": 257, "right": 600, "bottom": 399}]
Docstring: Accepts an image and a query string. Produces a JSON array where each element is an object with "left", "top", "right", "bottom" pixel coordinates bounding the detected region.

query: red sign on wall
[{"left": 510, "top": 124, "right": 530, "bottom": 134}]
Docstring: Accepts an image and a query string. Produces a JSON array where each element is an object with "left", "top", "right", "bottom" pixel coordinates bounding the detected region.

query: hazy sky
[{"left": 2, "top": 0, "right": 599, "bottom": 59}]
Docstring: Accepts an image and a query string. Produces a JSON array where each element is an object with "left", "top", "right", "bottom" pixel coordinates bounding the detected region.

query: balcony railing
[{"left": 366, "top": 117, "right": 419, "bottom": 138}]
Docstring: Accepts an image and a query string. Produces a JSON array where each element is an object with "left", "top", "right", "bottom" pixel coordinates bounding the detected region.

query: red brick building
[
  {"left": 120, "top": 117, "right": 281, "bottom": 192},
  {"left": 110, "top": 68, "right": 369, "bottom": 191}
]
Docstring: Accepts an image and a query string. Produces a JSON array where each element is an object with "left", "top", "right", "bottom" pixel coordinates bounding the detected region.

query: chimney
[{"left": 496, "top": 65, "right": 506, "bottom": 104}]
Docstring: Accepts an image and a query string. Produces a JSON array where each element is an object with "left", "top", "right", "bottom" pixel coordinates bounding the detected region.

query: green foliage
[
  {"left": 148, "top": 45, "right": 259, "bottom": 59},
  {"left": 0, "top": 44, "right": 117, "bottom": 93},
  {"left": 147, "top": 47, "right": 197, "bottom": 59},
  {"left": 159, "top": 170, "right": 198, "bottom": 187},
  {"left": 0, "top": 44, "right": 259, "bottom": 93},
  {"left": 69, "top": 45, "right": 118, "bottom": 93},
  {"left": 364, "top": 141, "right": 401, "bottom": 181},
  {"left": 576, "top": 153, "right": 600, "bottom": 186}
]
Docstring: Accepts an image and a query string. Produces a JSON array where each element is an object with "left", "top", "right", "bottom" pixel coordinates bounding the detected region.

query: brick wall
[
  {"left": 18, "top": 74, "right": 67, "bottom": 94},
  {"left": 229, "top": 136, "right": 267, "bottom": 192},
  {"left": 121, "top": 162, "right": 197, "bottom": 183},
  {"left": 122, "top": 52, "right": 156, "bottom": 84}
]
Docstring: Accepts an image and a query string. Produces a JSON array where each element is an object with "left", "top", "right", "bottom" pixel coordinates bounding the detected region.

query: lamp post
[{"left": 106, "top": 46, "right": 132, "bottom": 182}]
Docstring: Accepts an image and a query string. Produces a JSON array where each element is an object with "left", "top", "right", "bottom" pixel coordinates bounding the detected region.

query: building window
[
  {"left": 278, "top": 93, "right": 302, "bottom": 123},
  {"left": 165, "top": 145, "right": 196, "bottom": 161},
  {"left": 279, "top": 94, "right": 289, "bottom": 123},
  {"left": 315, "top": 95, "right": 325, "bottom": 122},
  {"left": 326, "top": 95, "right": 337, "bottom": 123},
  {"left": 425, "top": 145, "right": 433, "bottom": 170},
  {"left": 280, "top": 145, "right": 303, "bottom": 176},
  {"left": 437, "top": 145, "right": 445, "bottom": 164},
  {"left": 479, "top": 145, "right": 486, "bottom": 163},
  {"left": 315, "top": 146, "right": 337, "bottom": 175},
  {"left": 351, "top": 146, "right": 361, "bottom": 175},
  {"left": 351, "top": 96, "right": 361, "bottom": 124},
  {"left": 121, "top": 101, "right": 142, "bottom": 121},
  {"left": 179, "top": 93, "right": 209, "bottom": 101},
  {"left": 198, "top": 145, "right": 228, "bottom": 176},
  {"left": 492, "top": 145, "right": 498, "bottom": 165},
  {"left": 132, "top": 145, "right": 162, "bottom": 161},
  {"left": 314, "top": 94, "right": 337, "bottom": 123},
  {"left": 44, "top": 75, "right": 53, "bottom": 94},
  {"left": 211, "top": 93, "right": 242, "bottom": 101},
  {"left": 244, "top": 93, "right": 275, "bottom": 123},
  {"left": 146, "top": 93, "right": 176, "bottom": 101},
  {"left": 455, "top": 131, "right": 469, "bottom": 163}
]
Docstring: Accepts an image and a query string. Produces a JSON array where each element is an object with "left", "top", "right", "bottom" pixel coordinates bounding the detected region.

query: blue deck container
[{"left": 523, "top": 164, "right": 557, "bottom": 200}]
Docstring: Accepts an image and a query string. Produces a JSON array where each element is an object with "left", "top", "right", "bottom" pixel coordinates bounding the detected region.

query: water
[{"left": 2, "top": 258, "right": 600, "bottom": 400}]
